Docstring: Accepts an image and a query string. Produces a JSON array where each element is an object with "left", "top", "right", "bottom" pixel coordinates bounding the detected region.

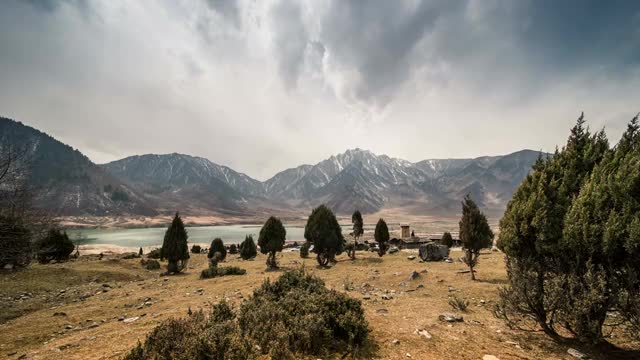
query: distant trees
[
  {"left": 374, "top": 218, "right": 390, "bottom": 257},
  {"left": 304, "top": 205, "right": 344, "bottom": 266},
  {"left": 349, "top": 210, "right": 364, "bottom": 260},
  {"left": 161, "top": 212, "right": 189, "bottom": 273},
  {"left": 36, "top": 229, "right": 75, "bottom": 263},
  {"left": 497, "top": 113, "right": 640, "bottom": 344},
  {"left": 459, "top": 195, "right": 493, "bottom": 280},
  {"left": 258, "top": 216, "right": 286, "bottom": 269},
  {"left": 239, "top": 235, "right": 257, "bottom": 260},
  {"left": 441, "top": 232, "right": 453, "bottom": 248},
  {"left": 208, "top": 238, "right": 227, "bottom": 262},
  {"left": 229, "top": 243, "right": 238, "bottom": 255},
  {"left": 300, "top": 241, "right": 310, "bottom": 258},
  {"left": 190, "top": 244, "right": 202, "bottom": 254}
]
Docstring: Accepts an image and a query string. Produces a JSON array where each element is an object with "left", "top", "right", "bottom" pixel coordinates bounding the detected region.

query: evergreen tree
[
  {"left": 258, "top": 216, "right": 286, "bottom": 269},
  {"left": 459, "top": 195, "right": 493, "bottom": 280},
  {"left": 229, "top": 243, "right": 238, "bottom": 255},
  {"left": 563, "top": 114, "right": 640, "bottom": 342},
  {"left": 139, "top": 247, "right": 143, "bottom": 256},
  {"left": 239, "top": 235, "right": 257, "bottom": 260},
  {"left": 350, "top": 210, "right": 364, "bottom": 260},
  {"left": 441, "top": 232, "right": 453, "bottom": 248},
  {"left": 497, "top": 114, "right": 610, "bottom": 339},
  {"left": 161, "top": 212, "right": 189, "bottom": 273},
  {"left": 304, "top": 205, "right": 344, "bottom": 266},
  {"left": 36, "top": 228, "right": 74, "bottom": 263},
  {"left": 374, "top": 218, "right": 389, "bottom": 257},
  {"left": 208, "top": 238, "right": 227, "bottom": 262}
]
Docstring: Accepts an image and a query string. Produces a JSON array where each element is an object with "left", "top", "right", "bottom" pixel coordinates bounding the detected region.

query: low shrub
[
  {"left": 141, "top": 259, "right": 161, "bottom": 270},
  {"left": 228, "top": 243, "right": 238, "bottom": 255},
  {"left": 200, "top": 266, "right": 246, "bottom": 279},
  {"left": 191, "top": 244, "right": 202, "bottom": 254},
  {"left": 36, "top": 229, "right": 74, "bottom": 263},
  {"left": 122, "top": 252, "right": 140, "bottom": 260},
  {"left": 300, "top": 241, "right": 310, "bottom": 258},
  {"left": 126, "top": 269, "right": 371, "bottom": 359},
  {"left": 448, "top": 295, "right": 469, "bottom": 312},
  {"left": 147, "top": 248, "right": 162, "bottom": 259}
]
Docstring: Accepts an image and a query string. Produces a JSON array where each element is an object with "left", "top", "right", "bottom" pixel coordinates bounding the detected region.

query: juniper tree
[
  {"left": 208, "top": 238, "right": 227, "bottom": 262},
  {"left": 441, "top": 232, "right": 453, "bottom": 248},
  {"left": 562, "top": 114, "right": 640, "bottom": 343},
  {"left": 304, "top": 205, "right": 344, "bottom": 266},
  {"left": 300, "top": 241, "right": 310, "bottom": 258},
  {"left": 497, "top": 114, "right": 609, "bottom": 339},
  {"left": 139, "top": 247, "right": 143, "bottom": 256},
  {"left": 161, "top": 212, "right": 189, "bottom": 273},
  {"left": 36, "top": 228, "right": 74, "bottom": 263},
  {"left": 459, "top": 195, "right": 493, "bottom": 280},
  {"left": 239, "top": 235, "right": 257, "bottom": 260},
  {"left": 374, "top": 218, "right": 389, "bottom": 257},
  {"left": 229, "top": 243, "right": 238, "bottom": 255},
  {"left": 258, "top": 216, "right": 286, "bottom": 269},
  {"left": 349, "top": 210, "right": 364, "bottom": 259}
]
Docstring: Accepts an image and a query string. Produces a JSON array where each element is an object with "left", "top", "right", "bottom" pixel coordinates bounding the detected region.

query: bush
[
  {"left": 441, "top": 232, "right": 453, "bottom": 248},
  {"left": 126, "top": 269, "right": 370, "bottom": 359},
  {"left": 239, "top": 235, "right": 257, "bottom": 260},
  {"left": 122, "top": 252, "right": 140, "bottom": 260},
  {"left": 229, "top": 243, "right": 238, "bottom": 254},
  {"left": 190, "top": 244, "right": 202, "bottom": 254},
  {"left": 208, "top": 238, "right": 227, "bottom": 262},
  {"left": 147, "top": 248, "right": 162, "bottom": 259},
  {"left": 141, "top": 259, "right": 161, "bottom": 270},
  {"left": 300, "top": 241, "right": 310, "bottom": 258},
  {"left": 200, "top": 266, "right": 246, "bottom": 279},
  {"left": 36, "top": 229, "right": 74, "bottom": 263},
  {"left": 448, "top": 295, "right": 469, "bottom": 312}
]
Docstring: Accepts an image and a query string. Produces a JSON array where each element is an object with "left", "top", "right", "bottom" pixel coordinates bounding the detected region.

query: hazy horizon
[{"left": 1, "top": 0, "right": 639, "bottom": 180}]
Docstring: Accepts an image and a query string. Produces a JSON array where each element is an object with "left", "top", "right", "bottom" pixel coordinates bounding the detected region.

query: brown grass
[{"left": 1, "top": 250, "right": 638, "bottom": 359}]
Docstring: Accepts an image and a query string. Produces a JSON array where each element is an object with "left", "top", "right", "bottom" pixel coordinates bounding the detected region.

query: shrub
[
  {"left": 147, "top": 248, "right": 162, "bottom": 259},
  {"left": 208, "top": 238, "right": 227, "bottom": 261},
  {"left": 374, "top": 219, "right": 389, "bottom": 257},
  {"left": 161, "top": 212, "right": 189, "bottom": 273},
  {"left": 300, "top": 241, "right": 310, "bottom": 258},
  {"left": 36, "top": 228, "right": 74, "bottom": 263},
  {"left": 141, "top": 259, "right": 161, "bottom": 270},
  {"left": 448, "top": 295, "right": 469, "bottom": 312},
  {"left": 239, "top": 234, "right": 257, "bottom": 260},
  {"left": 190, "top": 244, "right": 202, "bottom": 254},
  {"left": 258, "top": 216, "right": 286, "bottom": 269},
  {"left": 200, "top": 266, "right": 246, "bottom": 279},
  {"left": 304, "top": 205, "right": 344, "bottom": 266},
  {"left": 228, "top": 243, "right": 238, "bottom": 254},
  {"left": 122, "top": 252, "right": 140, "bottom": 259},
  {"left": 126, "top": 269, "right": 370, "bottom": 359}
]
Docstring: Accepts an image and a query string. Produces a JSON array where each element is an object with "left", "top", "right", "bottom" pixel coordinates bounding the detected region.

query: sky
[{"left": 1, "top": 0, "right": 639, "bottom": 180}]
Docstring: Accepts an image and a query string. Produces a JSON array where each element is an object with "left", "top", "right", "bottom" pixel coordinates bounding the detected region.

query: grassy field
[{"left": 1, "top": 249, "right": 638, "bottom": 360}]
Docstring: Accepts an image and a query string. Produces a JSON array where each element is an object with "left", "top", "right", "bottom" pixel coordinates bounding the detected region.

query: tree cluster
[{"left": 498, "top": 113, "right": 639, "bottom": 343}]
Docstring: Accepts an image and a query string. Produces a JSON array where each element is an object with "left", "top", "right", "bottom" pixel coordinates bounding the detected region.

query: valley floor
[{"left": 1, "top": 250, "right": 638, "bottom": 360}]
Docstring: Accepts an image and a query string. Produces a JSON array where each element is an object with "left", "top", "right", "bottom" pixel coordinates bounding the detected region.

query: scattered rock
[
  {"left": 53, "top": 312, "right": 67, "bottom": 317},
  {"left": 405, "top": 353, "right": 412, "bottom": 358},
  {"left": 438, "top": 313, "right": 463, "bottom": 322},
  {"left": 363, "top": 294, "right": 371, "bottom": 300},
  {"left": 391, "top": 339, "right": 400, "bottom": 345},
  {"left": 64, "top": 324, "right": 73, "bottom": 330},
  {"left": 389, "top": 246, "right": 399, "bottom": 254},
  {"left": 415, "top": 329, "right": 432, "bottom": 339},
  {"left": 381, "top": 294, "right": 393, "bottom": 300},
  {"left": 447, "top": 286, "right": 456, "bottom": 292},
  {"left": 416, "top": 284, "right": 425, "bottom": 289},
  {"left": 376, "top": 308, "right": 389, "bottom": 314},
  {"left": 407, "top": 255, "right": 416, "bottom": 260},
  {"left": 567, "top": 348, "right": 589, "bottom": 359},
  {"left": 408, "top": 271, "right": 420, "bottom": 280},
  {"left": 483, "top": 356, "right": 500, "bottom": 360},
  {"left": 3, "top": 263, "right": 14, "bottom": 270},
  {"left": 123, "top": 316, "right": 139, "bottom": 323},
  {"left": 118, "top": 316, "right": 125, "bottom": 321},
  {"left": 87, "top": 322, "right": 99, "bottom": 329}
]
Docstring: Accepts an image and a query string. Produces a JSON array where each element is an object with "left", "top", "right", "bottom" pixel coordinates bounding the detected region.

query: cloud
[{"left": 0, "top": 0, "right": 639, "bottom": 180}]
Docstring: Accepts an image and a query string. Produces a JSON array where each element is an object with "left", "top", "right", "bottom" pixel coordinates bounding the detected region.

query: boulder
[
  {"left": 415, "top": 329, "right": 432, "bottom": 339},
  {"left": 419, "top": 242, "right": 450, "bottom": 261},
  {"left": 408, "top": 271, "right": 420, "bottom": 280},
  {"left": 438, "top": 313, "right": 463, "bottom": 322},
  {"left": 567, "top": 348, "right": 589, "bottom": 359}
]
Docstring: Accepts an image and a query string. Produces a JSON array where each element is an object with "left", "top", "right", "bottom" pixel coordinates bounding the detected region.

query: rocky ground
[{"left": 1, "top": 250, "right": 638, "bottom": 360}]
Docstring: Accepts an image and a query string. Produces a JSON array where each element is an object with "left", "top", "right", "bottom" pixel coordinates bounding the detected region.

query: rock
[
  {"left": 483, "top": 356, "right": 500, "bottom": 360},
  {"left": 445, "top": 258, "right": 453, "bottom": 263},
  {"left": 389, "top": 246, "right": 399, "bottom": 254},
  {"left": 376, "top": 308, "right": 389, "bottom": 314},
  {"left": 363, "top": 293, "right": 371, "bottom": 300},
  {"left": 136, "top": 305, "right": 144, "bottom": 310},
  {"left": 391, "top": 339, "right": 400, "bottom": 345},
  {"left": 415, "top": 329, "right": 432, "bottom": 339},
  {"left": 64, "top": 324, "right": 73, "bottom": 330},
  {"left": 416, "top": 284, "right": 425, "bottom": 289},
  {"left": 407, "top": 255, "right": 416, "bottom": 260},
  {"left": 87, "top": 323, "right": 99, "bottom": 329},
  {"left": 405, "top": 353, "right": 412, "bottom": 358},
  {"left": 382, "top": 294, "right": 393, "bottom": 300},
  {"left": 144, "top": 301, "right": 152, "bottom": 306},
  {"left": 447, "top": 286, "right": 456, "bottom": 292},
  {"left": 102, "top": 283, "right": 111, "bottom": 288},
  {"left": 4, "top": 263, "right": 14, "bottom": 270},
  {"left": 567, "top": 348, "right": 589, "bottom": 359},
  {"left": 438, "top": 313, "right": 463, "bottom": 322},
  {"left": 408, "top": 271, "right": 420, "bottom": 280},
  {"left": 53, "top": 312, "right": 67, "bottom": 317},
  {"left": 123, "top": 316, "right": 139, "bottom": 323},
  {"left": 118, "top": 316, "right": 125, "bottom": 321}
]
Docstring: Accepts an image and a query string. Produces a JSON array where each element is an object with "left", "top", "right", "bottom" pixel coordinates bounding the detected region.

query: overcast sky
[{"left": 1, "top": 0, "right": 639, "bottom": 180}]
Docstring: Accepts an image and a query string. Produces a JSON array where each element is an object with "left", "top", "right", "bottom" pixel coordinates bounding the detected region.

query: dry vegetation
[{"left": 1, "top": 249, "right": 639, "bottom": 359}]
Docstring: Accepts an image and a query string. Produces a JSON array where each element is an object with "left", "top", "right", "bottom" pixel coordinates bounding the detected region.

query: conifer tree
[
  {"left": 161, "top": 212, "right": 189, "bottom": 273},
  {"left": 229, "top": 243, "right": 238, "bottom": 255},
  {"left": 258, "top": 216, "right": 286, "bottom": 269},
  {"left": 349, "top": 210, "right": 364, "bottom": 260},
  {"left": 300, "top": 241, "right": 310, "bottom": 258},
  {"left": 239, "top": 235, "right": 257, "bottom": 260},
  {"left": 304, "top": 205, "right": 344, "bottom": 266},
  {"left": 139, "top": 247, "right": 143, "bottom": 256},
  {"left": 374, "top": 218, "right": 389, "bottom": 257},
  {"left": 459, "top": 195, "right": 493, "bottom": 280},
  {"left": 441, "top": 232, "right": 453, "bottom": 248},
  {"left": 36, "top": 228, "right": 74, "bottom": 263},
  {"left": 208, "top": 238, "right": 227, "bottom": 262}
]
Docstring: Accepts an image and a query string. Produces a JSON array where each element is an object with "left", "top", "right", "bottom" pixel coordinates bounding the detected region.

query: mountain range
[{"left": 0, "top": 117, "right": 542, "bottom": 218}]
